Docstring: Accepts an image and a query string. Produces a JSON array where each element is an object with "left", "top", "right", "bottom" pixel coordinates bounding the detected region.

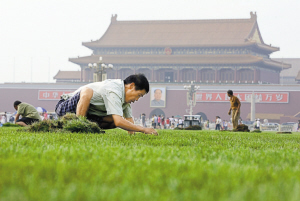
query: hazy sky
[{"left": 0, "top": 0, "right": 299, "bottom": 83}]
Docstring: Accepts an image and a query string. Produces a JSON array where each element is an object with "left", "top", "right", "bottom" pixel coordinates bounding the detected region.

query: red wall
[
  {"left": 131, "top": 90, "right": 300, "bottom": 122},
  {"left": 1, "top": 87, "right": 299, "bottom": 123},
  {"left": 0, "top": 89, "right": 59, "bottom": 113}
]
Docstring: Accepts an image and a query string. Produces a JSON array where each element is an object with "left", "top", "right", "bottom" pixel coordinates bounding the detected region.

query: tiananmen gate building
[{"left": 69, "top": 12, "right": 290, "bottom": 84}]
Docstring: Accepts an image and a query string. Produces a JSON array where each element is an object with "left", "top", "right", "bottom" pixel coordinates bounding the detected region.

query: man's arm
[
  {"left": 237, "top": 101, "right": 241, "bottom": 112},
  {"left": 76, "top": 87, "right": 93, "bottom": 117},
  {"left": 14, "top": 114, "right": 20, "bottom": 124},
  {"left": 113, "top": 115, "right": 157, "bottom": 135},
  {"left": 126, "top": 117, "right": 134, "bottom": 124},
  {"left": 228, "top": 107, "right": 231, "bottom": 115},
  {"left": 228, "top": 100, "right": 232, "bottom": 115},
  {"left": 125, "top": 117, "right": 135, "bottom": 134}
]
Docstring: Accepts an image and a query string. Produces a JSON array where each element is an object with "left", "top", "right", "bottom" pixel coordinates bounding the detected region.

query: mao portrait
[{"left": 150, "top": 87, "right": 166, "bottom": 107}]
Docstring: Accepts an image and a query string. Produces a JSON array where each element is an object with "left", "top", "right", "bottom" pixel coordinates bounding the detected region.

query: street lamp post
[
  {"left": 184, "top": 81, "right": 200, "bottom": 115},
  {"left": 245, "top": 91, "right": 260, "bottom": 121},
  {"left": 88, "top": 57, "right": 113, "bottom": 82}
]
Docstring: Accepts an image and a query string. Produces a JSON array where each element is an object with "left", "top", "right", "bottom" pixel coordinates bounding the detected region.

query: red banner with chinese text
[
  {"left": 195, "top": 92, "right": 289, "bottom": 103},
  {"left": 38, "top": 90, "right": 74, "bottom": 100}
]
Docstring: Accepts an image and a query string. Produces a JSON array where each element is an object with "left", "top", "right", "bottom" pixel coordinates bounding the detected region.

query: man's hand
[
  {"left": 14, "top": 114, "right": 20, "bottom": 124},
  {"left": 143, "top": 128, "right": 158, "bottom": 135},
  {"left": 129, "top": 129, "right": 157, "bottom": 135},
  {"left": 228, "top": 110, "right": 231, "bottom": 115},
  {"left": 113, "top": 115, "right": 157, "bottom": 135}
]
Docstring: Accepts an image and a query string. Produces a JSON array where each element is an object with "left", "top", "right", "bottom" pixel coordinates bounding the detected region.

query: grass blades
[{"left": 1, "top": 128, "right": 300, "bottom": 201}]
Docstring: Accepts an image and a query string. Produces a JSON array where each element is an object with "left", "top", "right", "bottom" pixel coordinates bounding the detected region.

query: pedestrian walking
[
  {"left": 227, "top": 90, "right": 241, "bottom": 130},
  {"left": 166, "top": 118, "right": 170, "bottom": 129},
  {"left": 141, "top": 113, "right": 146, "bottom": 127}
]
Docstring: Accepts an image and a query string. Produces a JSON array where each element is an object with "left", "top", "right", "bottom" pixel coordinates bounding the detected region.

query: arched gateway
[
  {"left": 149, "top": 109, "right": 165, "bottom": 118},
  {"left": 196, "top": 112, "right": 208, "bottom": 121}
]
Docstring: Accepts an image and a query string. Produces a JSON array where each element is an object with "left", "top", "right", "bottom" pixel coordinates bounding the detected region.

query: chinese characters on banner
[
  {"left": 195, "top": 92, "right": 289, "bottom": 103},
  {"left": 38, "top": 90, "right": 74, "bottom": 100}
]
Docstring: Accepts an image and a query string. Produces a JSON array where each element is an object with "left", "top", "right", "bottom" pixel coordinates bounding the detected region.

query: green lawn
[{"left": 1, "top": 128, "right": 300, "bottom": 201}]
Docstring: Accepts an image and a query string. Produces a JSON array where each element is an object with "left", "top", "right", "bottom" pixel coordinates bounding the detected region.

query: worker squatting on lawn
[
  {"left": 13, "top": 101, "right": 42, "bottom": 127},
  {"left": 55, "top": 74, "right": 158, "bottom": 135},
  {"left": 227, "top": 89, "right": 241, "bottom": 129}
]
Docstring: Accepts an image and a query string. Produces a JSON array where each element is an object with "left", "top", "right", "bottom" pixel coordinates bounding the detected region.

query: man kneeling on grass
[
  {"left": 14, "top": 101, "right": 42, "bottom": 126},
  {"left": 55, "top": 74, "right": 157, "bottom": 135}
]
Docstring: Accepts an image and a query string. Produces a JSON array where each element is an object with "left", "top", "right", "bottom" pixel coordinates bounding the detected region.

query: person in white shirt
[
  {"left": 55, "top": 74, "right": 157, "bottom": 135},
  {"left": 178, "top": 118, "right": 183, "bottom": 128},
  {"left": 256, "top": 119, "right": 261, "bottom": 129},
  {"left": 174, "top": 118, "right": 178, "bottom": 127},
  {"left": 215, "top": 116, "right": 222, "bottom": 130},
  {"left": 223, "top": 120, "right": 228, "bottom": 130},
  {"left": 169, "top": 116, "right": 175, "bottom": 128}
]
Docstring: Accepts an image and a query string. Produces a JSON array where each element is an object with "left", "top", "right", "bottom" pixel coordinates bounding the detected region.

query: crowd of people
[
  {"left": 209, "top": 117, "right": 267, "bottom": 131},
  {"left": 138, "top": 114, "right": 241, "bottom": 130},
  {"left": 138, "top": 88, "right": 242, "bottom": 131},
  {"left": 140, "top": 114, "right": 185, "bottom": 129},
  {"left": 213, "top": 116, "right": 229, "bottom": 130},
  {"left": 209, "top": 116, "right": 242, "bottom": 130},
  {"left": 0, "top": 112, "right": 8, "bottom": 125},
  {"left": 0, "top": 112, "right": 17, "bottom": 125}
]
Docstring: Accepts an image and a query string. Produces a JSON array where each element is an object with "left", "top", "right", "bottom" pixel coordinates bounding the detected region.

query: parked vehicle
[
  {"left": 183, "top": 115, "right": 201, "bottom": 128},
  {"left": 261, "top": 122, "right": 279, "bottom": 131}
]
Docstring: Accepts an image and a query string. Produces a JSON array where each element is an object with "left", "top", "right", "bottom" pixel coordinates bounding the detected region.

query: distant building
[
  {"left": 53, "top": 70, "right": 81, "bottom": 83},
  {"left": 296, "top": 71, "right": 300, "bottom": 84},
  {"left": 69, "top": 12, "right": 290, "bottom": 84},
  {"left": 273, "top": 58, "right": 300, "bottom": 84}
]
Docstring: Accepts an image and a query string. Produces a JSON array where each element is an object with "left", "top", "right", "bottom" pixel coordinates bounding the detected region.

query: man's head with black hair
[
  {"left": 124, "top": 74, "right": 149, "bottom": 93},
  {"left": 13, "top": 100, "right": 22, "bottom": 110},
  {"left": 123, "top": 74, "right": 149, "bottom": 104},
  {"left": 227, "top": 90, "right": 233, "bottom": 97}
]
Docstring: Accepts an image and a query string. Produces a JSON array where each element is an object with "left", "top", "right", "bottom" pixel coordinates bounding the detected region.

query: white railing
[
  {"left": 135, "top": 119, "right": 299, "bottom": 132},
  {"left": 278, "top": 124, "right": 298, "bottom": 132},
  {"left": 260, "top": 125, "right": 279, "bottom": 131}
]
